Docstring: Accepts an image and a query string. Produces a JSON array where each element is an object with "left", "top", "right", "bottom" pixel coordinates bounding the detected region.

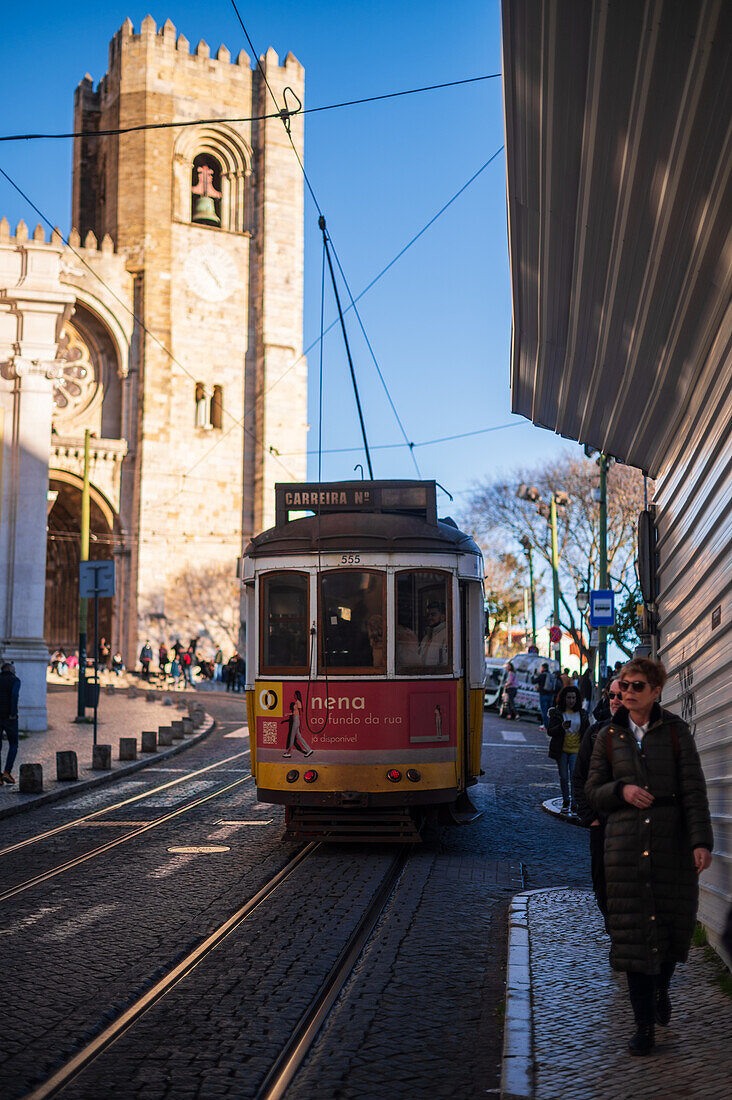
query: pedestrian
[
  {"left": 580, "top": 668, "right": 593, "bottom": 710},
  {"left": 0, "top": 660, "right": 21, "bottom": 785},
  {"left": 158, "top": 642, "right": 168, "bottom": 677},
  {"left": 560, "top": 667, "right": 573, "bottom": 690},
  {"left": 98, "top": 636, "right": 111, "bottom": 670},
  {"left": 169, "top": 654, "right": 181, "bottom": 688},
  {"left": 592, "top": 686, "right": 611, "bottom": 724},
  {"left": 213, "top": 647, "right": 223, "bottom": 683},
  {"left": 181, "top": 648, "right": 193, "bottom": 688},
  {"left": 111, "top": 652, "right": 124, "bottom": 676},
  {"left": 532, "top": 662, "right": 555, "bottom": 730},
  {"left": 500, "top": 662, "right": 518, "bottom": 720},
  {"left": 139, "top": 640, "right": 153, "bottom": 680},
  {"left": 572, "top": 677, "right": 624, "bottom": 925},
  {"left": 226, "top": 654, "right": 238, "bottom": 692},
  {"left": 546, "top": 685, "right": 589, "bottom": 814},
  {"left": 585, "top": 657, "right": 713, "bottom": 1057}
]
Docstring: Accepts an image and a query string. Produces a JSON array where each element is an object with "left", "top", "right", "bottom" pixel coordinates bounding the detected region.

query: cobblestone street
[{"left": 1, "top": 703, "right": 727, "bottom": 1099}]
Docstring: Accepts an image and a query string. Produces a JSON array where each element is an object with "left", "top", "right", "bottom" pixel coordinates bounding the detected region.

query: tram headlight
[
  {"left": 286, "top": 770, "right": 299, "bottom": 783},
  {"left": 303, "top": 769, "right": 318, "bottom": 783},
  {"left": 386, "top": 768, "right": 402, "bottom": 783},
  {"left": 406, "top": 769, "right": 421, "bottom": 783}
]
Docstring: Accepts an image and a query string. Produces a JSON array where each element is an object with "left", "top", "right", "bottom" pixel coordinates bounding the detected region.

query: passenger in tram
[
  {"left": 281, "top": 690, "right": 312, "bottom": 758},
  {"left": 418, "top": 601, "right": 448, "bottom": 667}
]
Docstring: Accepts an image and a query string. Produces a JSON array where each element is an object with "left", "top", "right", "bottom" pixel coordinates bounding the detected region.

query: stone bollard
[
  {"left": 92, "top": 744, "right": 112, "bottom": 770},
  {"left": 19, "top": 763, "right": 43, "bottom": 793},
  {"left": 141, "top": 730, "right": 157, "bottom": 753},
  {"left": 119, "top": 737, "right": 137, "bottom": 761},
  {"left": 106, "top": 684, "right": 116, "bottom": 696},
  {"left": 162, "top": 696, "right": 172, "bottom": 707},
  {"left": 182, "top": 717, "right": 194, "bottom": 736},
  {"left": 158, "top": 726, "right": 173, "bottom": 746},
  {"left": 171, "top": 720, "right": 184, "bottom": 740},
  {"left": 145, "top": 691, "right": 156, "bottom": 702},
  {"left": 127, "top": 685, "right": 137, "bottom": 699},
  {"left": 56, "top": 751, "right": 78, "bottom": 782},
  {"left": 176, "top": 699, "right": 187, "bottom": 710}
]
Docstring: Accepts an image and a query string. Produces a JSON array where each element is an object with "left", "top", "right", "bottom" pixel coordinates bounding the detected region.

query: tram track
[
  {"left": 0, "top": 748, "right": 251, "bottom": 859},
  {"left": 22, "top": 843, "right": 409, "bottom": 1100},
  {"left": 0, "top": 771, "right": 254, "bottom": 905}
]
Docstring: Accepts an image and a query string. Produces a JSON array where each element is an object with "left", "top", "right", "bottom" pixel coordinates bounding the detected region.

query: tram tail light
[
  {"left": 286, "top": 770, "right": 299, "bottom": 783},
  {"left": 406, "top": 769, "right": 421, "bottom": 783},
  {"left": 386, "top": 768, "right": 402, "bottom": 783},
  {"left": 303, "top": 769, "right": 318, "bottom": 783}
]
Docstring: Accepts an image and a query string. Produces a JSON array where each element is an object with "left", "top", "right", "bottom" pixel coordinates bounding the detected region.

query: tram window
[
  {"left": 320, "top": 571, "right": 385, "bottom": 672},
  {"left": 395, "top": 570, "right": 452, "bottom": 674},
  {"left": 260, "top": 572, "right": 309, "bottom": 673}
]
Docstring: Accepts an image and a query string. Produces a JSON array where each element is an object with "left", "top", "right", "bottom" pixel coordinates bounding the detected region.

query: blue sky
[{"left": 1, "top": 1, "right": 590, "bottom": 640}]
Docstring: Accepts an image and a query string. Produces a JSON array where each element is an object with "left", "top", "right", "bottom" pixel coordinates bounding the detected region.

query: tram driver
[{"left": 418, "top": 601, "right": 448, "bottom": 667}]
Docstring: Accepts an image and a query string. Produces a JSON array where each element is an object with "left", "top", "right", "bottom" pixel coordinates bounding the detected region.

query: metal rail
[
  {"left": 0, "top": 774, "right": 253, "bottom": 904},
  {"left": 23, "top": 842, "right": 320, "bottom": 1100},
  {"left": 255, "top": 845, "right": 409, "bottom": 1100},
  {"left": 0, "top": 749, "right": 251, "bottom": 858}
]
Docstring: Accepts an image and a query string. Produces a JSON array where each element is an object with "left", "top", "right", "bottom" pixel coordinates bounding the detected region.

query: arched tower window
[
  {"left": 174, "top": 124, "right": 253, "bottom": 234},
  {"left": 191, "top": 154, "right": 222, "bottom": 227}
]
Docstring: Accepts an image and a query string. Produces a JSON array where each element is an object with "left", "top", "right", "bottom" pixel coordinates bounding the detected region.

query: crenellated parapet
[{"left": 93, "top": 14, "right": 302, "bottom": 89}]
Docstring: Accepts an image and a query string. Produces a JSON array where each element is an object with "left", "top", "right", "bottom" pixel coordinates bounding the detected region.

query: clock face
[{"left": 183, "top": 243, "right": 237, "bottom": 303}]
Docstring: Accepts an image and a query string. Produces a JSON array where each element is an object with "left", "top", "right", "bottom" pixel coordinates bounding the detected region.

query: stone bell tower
[{"left": 70, "top": 16, "right": 307, "bottom": 654}]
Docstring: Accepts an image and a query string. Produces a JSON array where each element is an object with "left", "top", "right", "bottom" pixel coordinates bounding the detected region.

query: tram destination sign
[{"left": 275, "top": 481, "right": 437, "bottom": 525}]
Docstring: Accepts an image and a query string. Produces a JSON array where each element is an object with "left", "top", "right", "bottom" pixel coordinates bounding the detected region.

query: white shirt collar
[{"left": 629, "top": 716, "right": 650, "bottom": 740}]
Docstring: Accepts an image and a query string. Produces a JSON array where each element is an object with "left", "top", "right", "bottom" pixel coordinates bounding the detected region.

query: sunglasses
[
  {"left": 608, "top": 691, "right": 622, "bottom": 700},
  {"left": 619, "top": 680, "right": 650, "bottom": 693}
]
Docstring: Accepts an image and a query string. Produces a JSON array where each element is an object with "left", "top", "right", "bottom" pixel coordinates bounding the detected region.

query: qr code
[{"left": 262, "top": 721, "right": 278, "bottom": 745}]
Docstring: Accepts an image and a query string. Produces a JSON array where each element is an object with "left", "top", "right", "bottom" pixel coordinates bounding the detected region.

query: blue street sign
[{"left": 589, "top": 589, "right": 615, "bottom": 627}]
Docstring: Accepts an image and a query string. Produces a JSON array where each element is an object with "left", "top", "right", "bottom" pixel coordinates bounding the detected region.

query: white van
[{"left": 484, "top": 653, "right": 561, "bottom": 720}]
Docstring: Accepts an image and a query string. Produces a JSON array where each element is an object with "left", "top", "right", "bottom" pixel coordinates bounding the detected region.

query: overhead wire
[
  {"left": 278, "top": 420, "right": 523, "bottom": 456},
  {"left": 228, "top": 0, "right": 420, "bottom": 477},
  {"left": 0, "top": 73, "right": 500, "bottom": 143}
]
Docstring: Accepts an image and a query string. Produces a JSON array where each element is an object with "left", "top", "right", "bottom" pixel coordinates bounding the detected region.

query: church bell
[{"left": 192, "top": 194, "right": 220, "bottom": 226}]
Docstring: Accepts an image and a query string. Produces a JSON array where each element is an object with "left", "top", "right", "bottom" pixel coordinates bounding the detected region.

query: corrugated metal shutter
[{"left": 655, "top": 339, "right": 732, "bottom": 949}]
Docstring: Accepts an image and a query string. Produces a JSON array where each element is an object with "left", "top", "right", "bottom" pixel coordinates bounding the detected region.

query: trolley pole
[
  {"left": 75, "top": 429, "right": 91, "bottom": 721},
  {"left": 550, "top": 493, "right": 561, "bottom": 664},
  {"left": 598, "top": 453, "right": 609, "bottom": 684}
]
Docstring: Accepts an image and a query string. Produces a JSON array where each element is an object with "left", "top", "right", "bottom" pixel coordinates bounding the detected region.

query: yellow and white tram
[{"left": 242, "top": 481, "right": 486, "bottom": 839}]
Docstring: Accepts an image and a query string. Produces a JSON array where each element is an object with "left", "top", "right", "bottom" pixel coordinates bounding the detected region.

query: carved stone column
[{"left": 0, "top": 231, "right": 76, "bottom": 729}]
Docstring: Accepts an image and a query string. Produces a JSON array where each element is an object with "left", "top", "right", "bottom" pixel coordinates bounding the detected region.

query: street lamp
[
  {"left": 519, "top": 534, "right": 537, "bottom": 647},
  {"left": 517, "top": 484, "right": 568, "bottom": 662}
]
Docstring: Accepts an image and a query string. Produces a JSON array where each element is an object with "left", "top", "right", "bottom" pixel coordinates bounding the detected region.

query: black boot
[{"left": 628, "top": 1024, "right": 655, "bottom": 1056}]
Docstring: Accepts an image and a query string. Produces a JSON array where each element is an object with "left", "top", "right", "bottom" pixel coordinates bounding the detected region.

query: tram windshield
[
  {"left": 396, "top": 570, "right": 451, "bottom": 674},
  {"left": 260, "top": 572, "right": 309, "bottom": 673},
  {"left": 320, "top": 570, "right": 385, "bottom": 672}
]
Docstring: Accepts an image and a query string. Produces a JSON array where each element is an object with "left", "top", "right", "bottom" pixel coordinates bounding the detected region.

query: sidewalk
[
  {"left": 0, "top": 684, "right": 215, "bottom": 820},
  {"left": 501, "top": 889, "right": 732, "bottom": 1099}
]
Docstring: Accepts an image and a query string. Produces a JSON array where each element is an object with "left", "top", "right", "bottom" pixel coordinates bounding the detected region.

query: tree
[
  {"left": 463, "top": 454, "right": 649, "bottom": 663},
  {"left": 159, "top": 560, "right": 242, "bottom": 652},
  {"left": 483, "top": 550, "right": 530, "bottom": 656}
]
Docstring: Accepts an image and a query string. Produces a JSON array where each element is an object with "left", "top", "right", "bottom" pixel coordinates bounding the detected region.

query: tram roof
[
  {"left": 246, "top": 507, "right": 481, "bottom": 560},
  {"left": 502, "top": 0, "right": 731, "bottom": 477}
]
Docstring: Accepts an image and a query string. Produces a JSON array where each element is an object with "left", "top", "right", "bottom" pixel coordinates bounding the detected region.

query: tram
[{"left": 242, "top": 481, "right": 486, "bottom": 840}]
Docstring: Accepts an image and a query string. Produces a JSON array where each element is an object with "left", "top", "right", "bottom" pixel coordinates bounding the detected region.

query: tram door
[{"left": 460, "top": 583, "right": 470, "bottom": 789}]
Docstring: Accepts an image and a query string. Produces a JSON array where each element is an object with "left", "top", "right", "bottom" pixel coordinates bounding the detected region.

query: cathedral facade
[{"left": 0, "top": 16, "right": 307, "bottom": 728}]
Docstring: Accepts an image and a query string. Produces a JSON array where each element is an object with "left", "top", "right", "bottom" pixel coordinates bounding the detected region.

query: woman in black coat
[
  {"left": 546, "top": 685, "right": 590, "bottom": 815},
  {"left": 586, "top": 658, "right": 713, "bottom": 1056}
]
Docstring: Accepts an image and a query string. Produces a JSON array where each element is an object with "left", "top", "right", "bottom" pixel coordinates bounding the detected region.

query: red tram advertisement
[{"left": 242, "top": 481, "right": 486, "bottom": 840}]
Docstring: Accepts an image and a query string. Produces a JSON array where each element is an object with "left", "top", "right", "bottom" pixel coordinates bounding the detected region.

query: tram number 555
[{"left": 340, "top": 554, "right": 361, "bottom": 564}]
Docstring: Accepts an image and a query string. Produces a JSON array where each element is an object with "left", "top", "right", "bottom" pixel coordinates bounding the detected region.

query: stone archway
[{"left": 45, "top": 476, "right": 120, "bottom": 655}]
